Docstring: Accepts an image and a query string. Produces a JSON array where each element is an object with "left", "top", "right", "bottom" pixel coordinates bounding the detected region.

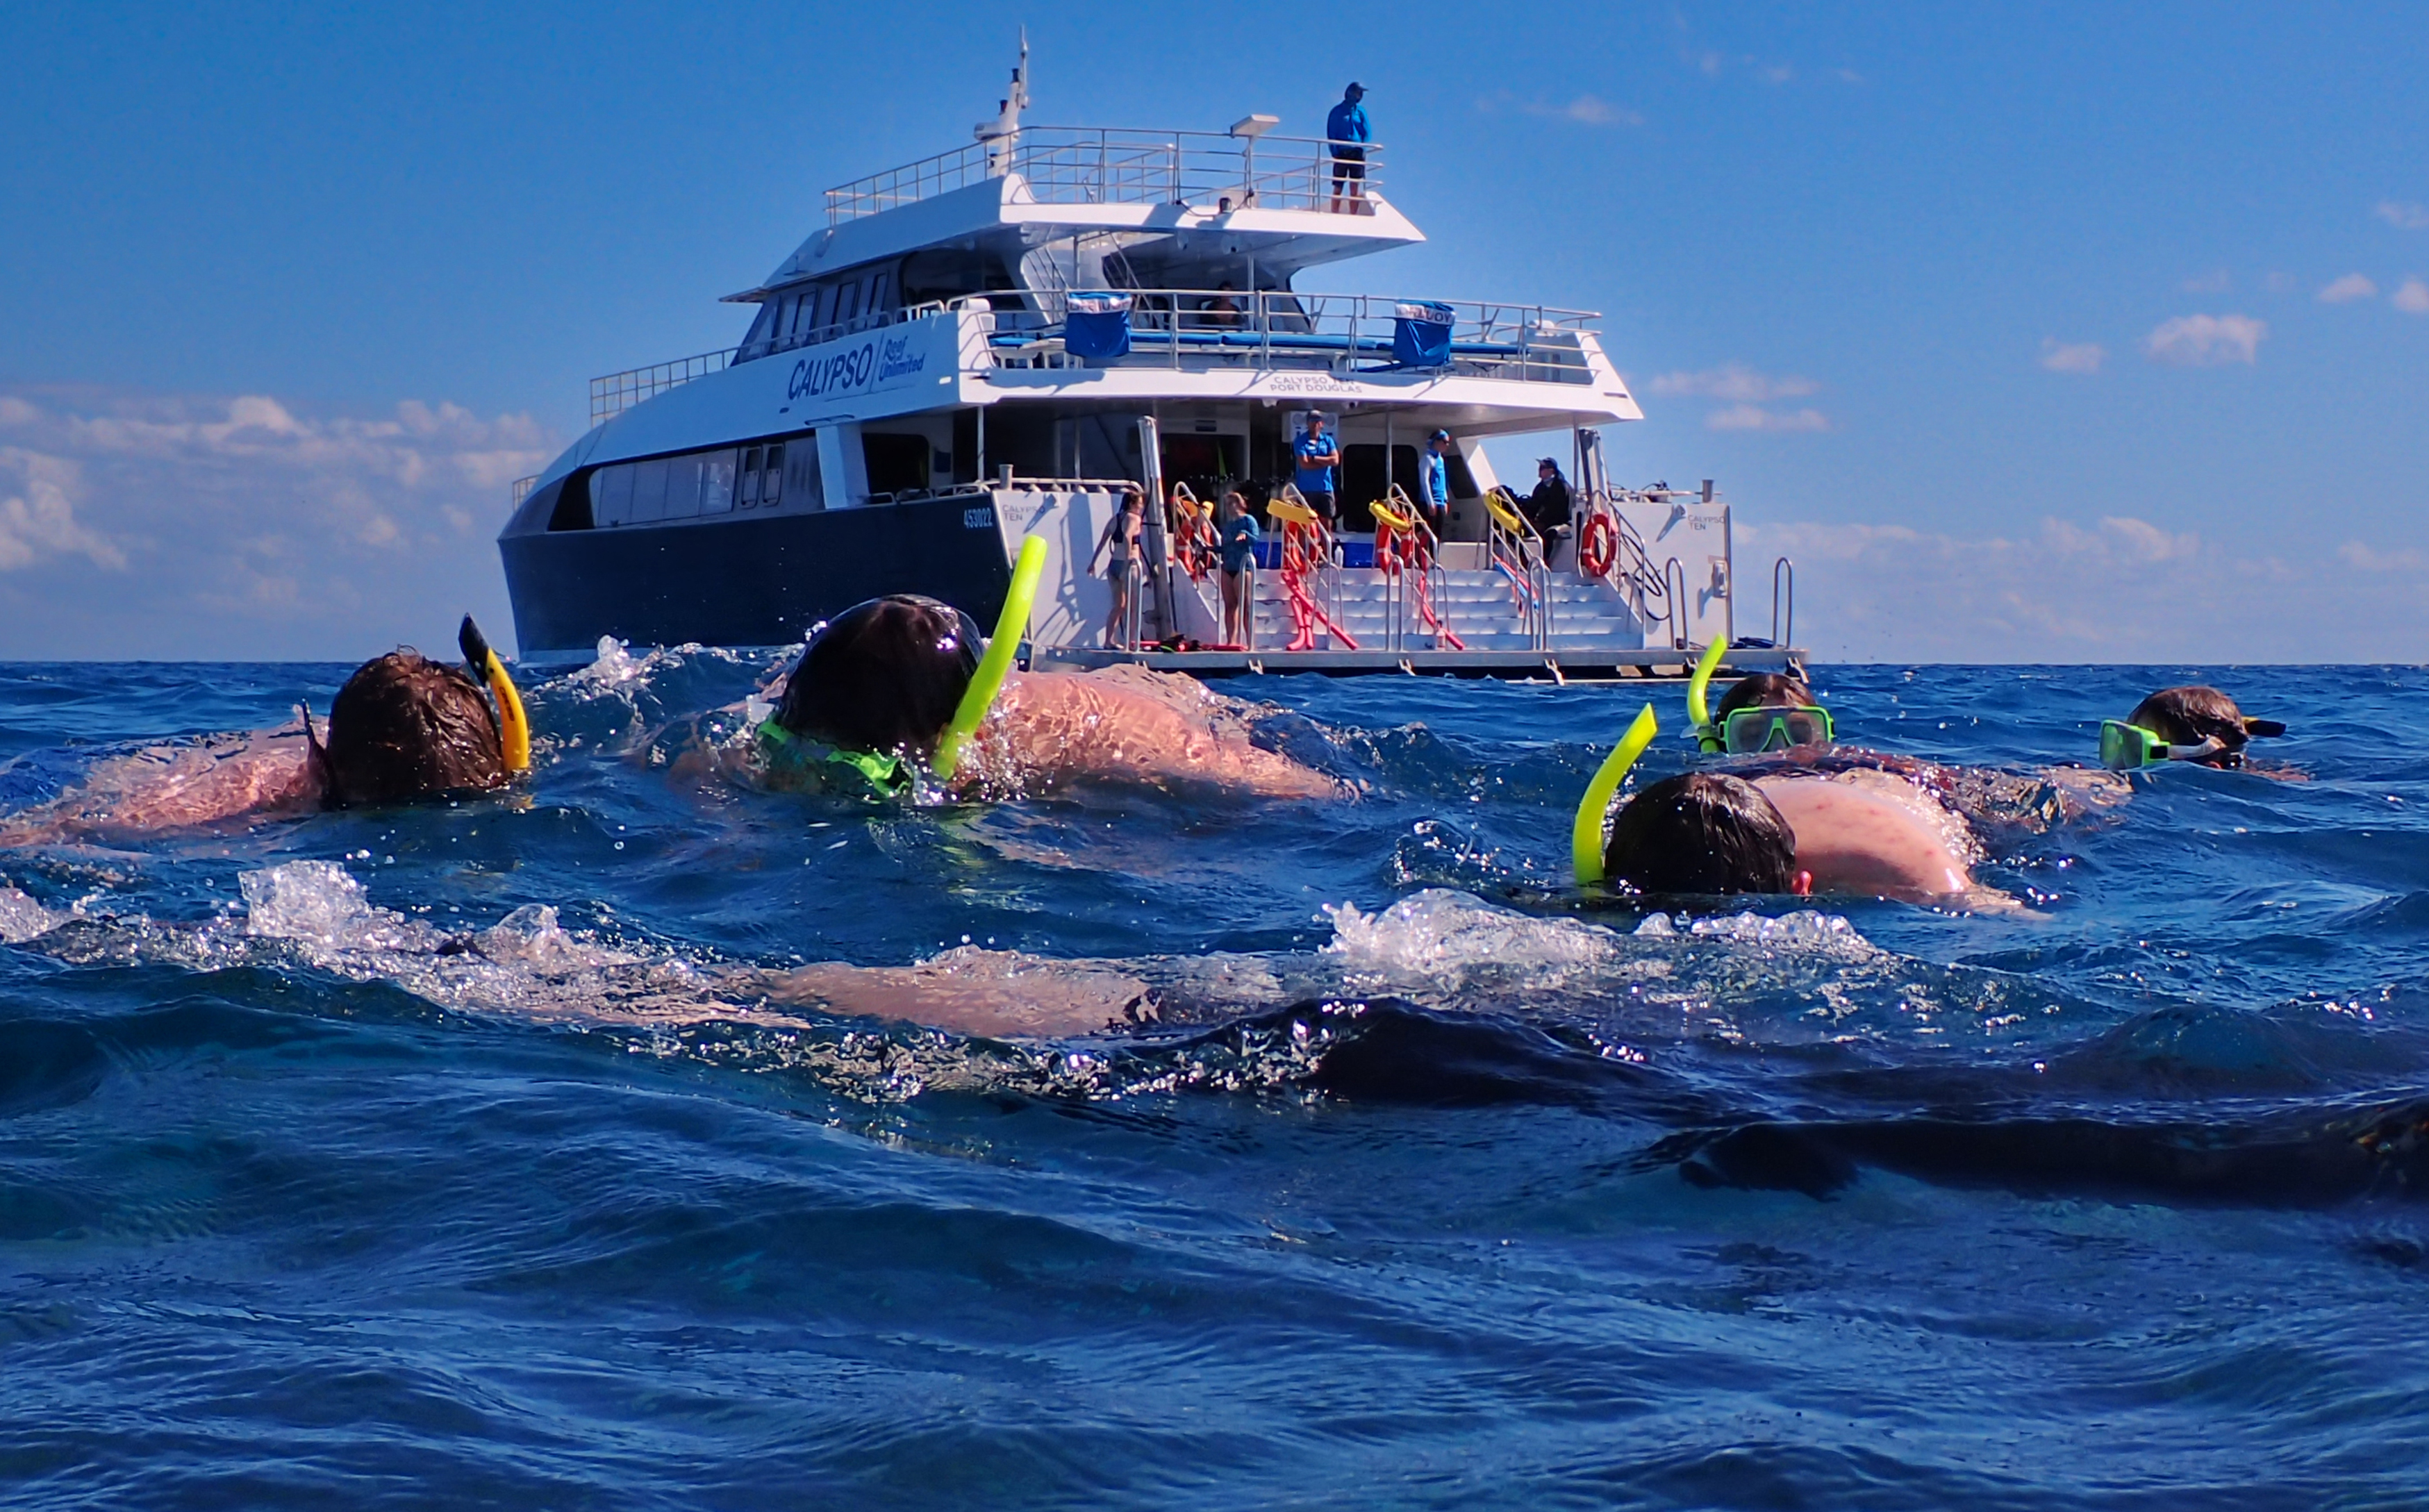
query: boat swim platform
[{"left": 1031, "top": 645, "right": 1807, "bottom": 682}]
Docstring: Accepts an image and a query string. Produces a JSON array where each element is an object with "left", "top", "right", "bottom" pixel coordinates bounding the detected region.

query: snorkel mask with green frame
[
  {"left": 1685, "top": 638, "right": 1833, "bottom": 755},
  {"left": 2098, "top": 720, "right": 2243, "bottom": 770},
  {"left": 758, "top": 535, "right": 1049, "bottom": 795}
]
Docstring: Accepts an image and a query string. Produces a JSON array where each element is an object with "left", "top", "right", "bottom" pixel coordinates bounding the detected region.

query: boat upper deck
[
  {"left": 590, "top": 289, "right": 1625, "bottom": 429},
  {"left": 825, "top": 124, "right": 1387, "bottom": 224}
]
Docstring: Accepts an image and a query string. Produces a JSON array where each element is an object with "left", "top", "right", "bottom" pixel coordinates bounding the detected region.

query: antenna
[{"left": 975, "top": 30, "right": 1031, "bottom": 177}]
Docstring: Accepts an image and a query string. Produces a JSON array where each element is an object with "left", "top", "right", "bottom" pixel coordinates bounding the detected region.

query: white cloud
[
  {"left": 1740, "top": 515, "right": 2429, "bottom": 662},
  {"left": 2319, "top": 273, "right": 2379, "bottom": 303},
  {"left": 2395, "top": 279, "right": 2429, "bottom": 315},
  {"left": 0, "top": 387, "right": 554, "bottom": 659},
  {"left": 1758, "top": 64, "right": 1794, "bottom": 85},
  {"left": 2265, "top": 271, "right": 2296, "bottom": 292},
  {"left": 2376, "top": 200, "right": 2429, "bottom": 230},
  {"left": 0, "top": 449, "right": 126, "bottom": 573},
  {"left": 1475, "top": 92, "right": 1641, "bottom": 127},
  {"left": 2143, "top": 313, "right": 2266, "bottom": 367},
  {"left": 1706, "top": 404, "right": 1830, "bottom": 432},
  {"left": 2181, "top": 268, "right": 2231, "bottom": 294},
  {"left": 2039, "top": 339, "right": 2106, "bottom": 374},
  {"left": 1834, "top": 68, "right": 1866, "bottom": 85},
  {"left": 2340, "top": 540, "right": 2429, "bottom": 572},
  {"left": 1647, "top": 364, "right": 1820, "bottom": 402}
]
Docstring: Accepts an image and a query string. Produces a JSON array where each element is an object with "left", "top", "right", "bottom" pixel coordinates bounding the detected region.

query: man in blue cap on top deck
[
  {"left": 1327, "top": 82, "right": 1370, "bottom": 214},
  {"left": 1420, "top": 429, "right": 1452, "bottom": 533}
]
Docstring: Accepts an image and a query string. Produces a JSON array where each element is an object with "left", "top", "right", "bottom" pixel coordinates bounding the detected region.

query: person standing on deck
[
  {"left": 1216, "top": 490, "right": 1262, "bottom": 649},
  {"left": 1419, "top": 429, "right": 1452, "bottom": 533},
  {"left": 1326, "top": 83, "right": 1370, "bottom": 214},
  {"left": 1293, "top": 412, "right": 1342, "bottom": 527},
  {"left": 1090, "top": 487, "right": 1147, "bottom": 648}
]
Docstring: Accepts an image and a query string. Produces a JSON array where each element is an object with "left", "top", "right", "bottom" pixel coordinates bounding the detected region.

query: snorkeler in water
[
  {"left": 1, "top": 618, "right": 531, "bottom": 842},
  {"left": 748, "top": 540, "right": 1334, "bottom": 800},
  {"left": 1573, "top": 705, "right": 1978, "bottom": 903},
  {"left": 2099, "top": 685, "right": 2287, "bottom": 772}
]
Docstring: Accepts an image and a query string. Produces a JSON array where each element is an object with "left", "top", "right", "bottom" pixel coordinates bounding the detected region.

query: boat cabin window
[{"left": 579, "top": 436, "right": 820, "bottom": 529}]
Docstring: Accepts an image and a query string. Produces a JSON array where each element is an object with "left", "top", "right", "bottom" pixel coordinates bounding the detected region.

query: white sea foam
[
  {"left": 1323, "top": 888, "right": 1617, "bottom": 982},
  {"left": 226, "top": 860, "right": 740, "bottom": 1027},
  {"left": 0, "top": 881, "right": 60, "bottom": 944},
  {"left": 1634, "top": 908, "right": 1870, "bottom": 949}
]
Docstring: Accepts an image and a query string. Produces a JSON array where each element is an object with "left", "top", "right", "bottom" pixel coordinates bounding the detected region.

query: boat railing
[
  {"left": 511, "top": 474, "right": 540, "bottom": 508},
  {"left": 1482, "top": 487, "right": 1552, "bottom": 649},
  {"left": 969, "top": 288, "right": 1598, "bottom": 383},
  {"left": 825, "top": 127, "right": 1386, "bottom": 224},
  {"left": 590, "top": 348, "right": 735, "bottom": 429},
  {"left": 1661, "top": 556, "right": 1691, "bottom": 650}
]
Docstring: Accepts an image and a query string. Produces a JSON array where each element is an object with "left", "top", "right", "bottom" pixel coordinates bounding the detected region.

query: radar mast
[{"left": 975, "top": 32, "right": 1031, "bottom": 178}]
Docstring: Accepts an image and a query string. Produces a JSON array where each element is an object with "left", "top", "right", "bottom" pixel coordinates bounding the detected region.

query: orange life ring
[{"left": 1578, "top": 512, "right": 1618, "bottom": 578}]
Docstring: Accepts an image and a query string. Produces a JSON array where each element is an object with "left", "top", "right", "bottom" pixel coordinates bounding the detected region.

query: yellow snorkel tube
[
  {"left": 458, "top": 615, "right": 531, "bottom": 774},
  {"left": 933, "top": 535, "right": 1047, "bottom": 782},
  {"left": 1684, "top": 635, "right": 1729, "bottom": 754},
  {"left": 1572, "top": 703, "right": 1659, "bottom": 887}
]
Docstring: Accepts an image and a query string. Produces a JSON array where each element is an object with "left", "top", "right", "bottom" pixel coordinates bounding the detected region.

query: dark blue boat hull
[{"left": 500, "top": 495, "right": 1013, "bottom": 652}]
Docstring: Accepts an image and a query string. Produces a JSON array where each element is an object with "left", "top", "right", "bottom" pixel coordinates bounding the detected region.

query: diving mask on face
[
  {"left": 1720, "top": 705, "right": 1834, "bottom": 754},
  {"left": 756, "top": 720, "right": 913, "bottom": 794},
  {"left": 2100, "top": 720, "right": 2228, "bottom": 771},
  {"left": 756, "top": 536, "right": 1049, "bottom": 795}
]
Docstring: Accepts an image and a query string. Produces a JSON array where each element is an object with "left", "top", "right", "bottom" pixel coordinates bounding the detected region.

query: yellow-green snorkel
[
  {"left": 933, "top": 535, "right": 1047, "bottom": 782},
  {"left": 1684, "top": 635, "right": 1730, "bottom": 754},
  {"left": 458, "top": 615, "right": 531, "bottom": 774},
  {"left": 1572, "top": 703, "right": 1660, "bottom": 887}
]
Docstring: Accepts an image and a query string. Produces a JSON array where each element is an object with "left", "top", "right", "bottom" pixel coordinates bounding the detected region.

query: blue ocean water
[{"left": 3, "top": 654, "right": 2429, "bottom": 1509}]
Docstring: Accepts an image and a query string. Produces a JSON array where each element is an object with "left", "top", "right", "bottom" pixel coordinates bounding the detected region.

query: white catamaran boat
[{"left": 499, "top": 45, "right": 1798, "bottom": 677}]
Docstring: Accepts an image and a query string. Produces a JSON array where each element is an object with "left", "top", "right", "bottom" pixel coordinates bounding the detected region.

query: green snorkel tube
[
  {"left": 934, "top": 534, "right": 1048, "bottom": 783},
  {"left": 1684, "top": 636, "right": 1730, "bottom": 754},
  {"left": 1572, "top": 703, "right": 1661, "bottom": 887}
]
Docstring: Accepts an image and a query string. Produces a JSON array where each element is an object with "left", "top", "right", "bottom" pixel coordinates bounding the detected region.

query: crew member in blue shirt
[
  {"left": 1326, "top": 83, "right": 1370, "bottom": 214},
  {"left": 1293, "top": 411, "right": 1342, "bottom": 525},
  {"left": 1419, "top": 428, "right": 1452, "bottom": 532}
]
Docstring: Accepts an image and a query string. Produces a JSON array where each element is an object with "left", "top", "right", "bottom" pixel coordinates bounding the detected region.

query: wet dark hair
[
  {"left": 1603, "top": 772, "right": 1799, "bottom": 895},
  {"left": 316, "top": 650, "right": 507, "bottom": 808},
  {"left": 774, "top": 595, "right": 981, "bottom": 756},
  {"left": 1714, "top": 673, "right": 1816, "bottom": 721},
  {"left": 2126, "top": 686, "right": 2286, "bottom": 769}
]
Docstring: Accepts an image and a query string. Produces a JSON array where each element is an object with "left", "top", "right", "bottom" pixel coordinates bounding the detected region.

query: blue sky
[{"left": 3, "top": 1, "right": 2426, "bottom": 661}]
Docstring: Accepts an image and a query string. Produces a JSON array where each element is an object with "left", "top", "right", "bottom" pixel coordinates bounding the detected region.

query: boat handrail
[
  {"left": 825, "top": 126, "right": 1388, "bottom": 224},
  {"left": 965, "top": 288, "right": 1598, "bottom": 340},
  {"left": 968, "top": 287, "right": 1597, "bottom": 383},
  {"left": 588, "top": 285, "right": 1607, "bottom": 429},
  {"left": 589, "top": 347, "right": 736, "bottom": 429}
]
